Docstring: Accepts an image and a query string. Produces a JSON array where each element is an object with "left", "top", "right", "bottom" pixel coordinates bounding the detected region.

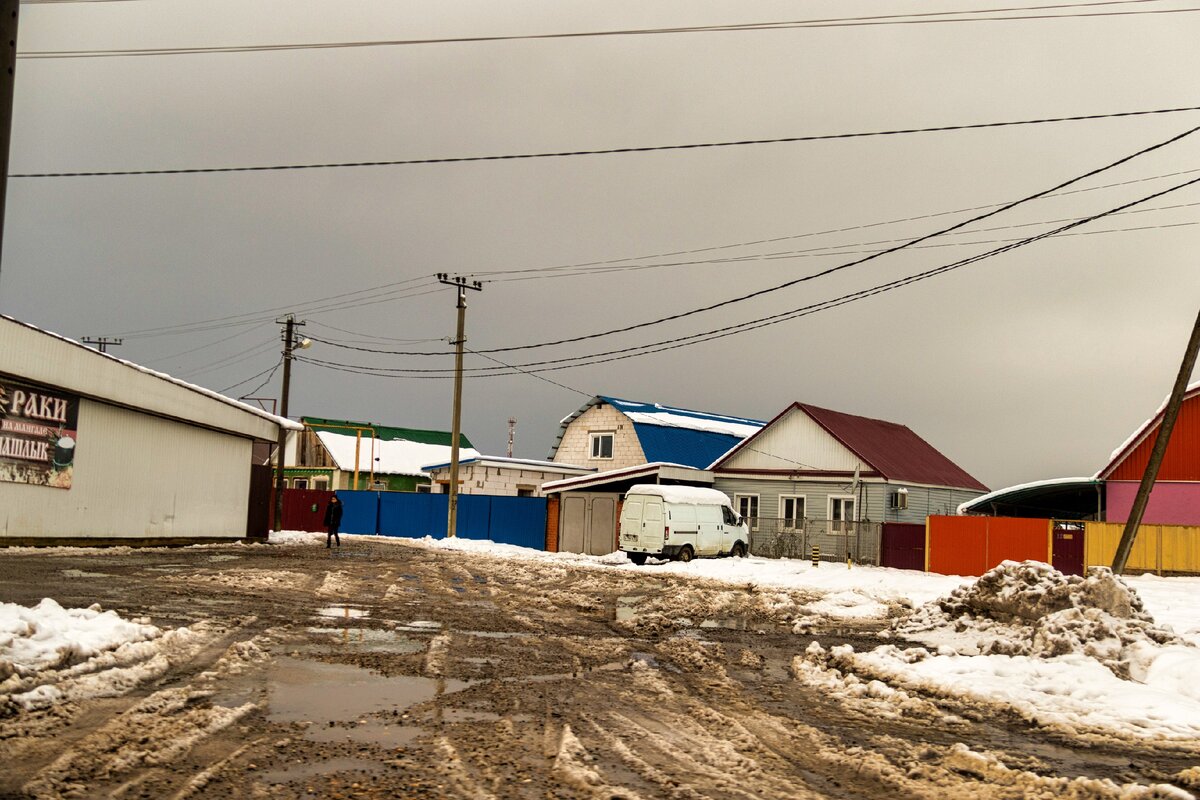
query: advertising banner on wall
[{"left": 0, "top": 377, "right": 80, "bottom": 490}]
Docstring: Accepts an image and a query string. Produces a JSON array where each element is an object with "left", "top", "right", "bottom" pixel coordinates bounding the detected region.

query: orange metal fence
[{"left": 926, "top": 516, "right": 1052, "bottom": 576}]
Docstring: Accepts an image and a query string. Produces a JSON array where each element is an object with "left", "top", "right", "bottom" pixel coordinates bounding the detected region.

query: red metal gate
[
  {"left": 880, "top": 523, "right": 925, "bottom": 571},
  {"left": 1052, "top": 524, "right": 1085, "bottom": 576},
  {"left": 281, "top": 489, "right": 335, "bottom": 532}
]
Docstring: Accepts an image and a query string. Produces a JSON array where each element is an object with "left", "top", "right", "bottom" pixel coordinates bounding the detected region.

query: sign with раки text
[{"left": 0, "top": 378, "right": 80, "bottom": 490}]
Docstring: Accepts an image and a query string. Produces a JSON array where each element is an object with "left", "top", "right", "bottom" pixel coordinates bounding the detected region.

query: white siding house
[{"left": 0, "top": 316, "right": 298, "bottom": 545}]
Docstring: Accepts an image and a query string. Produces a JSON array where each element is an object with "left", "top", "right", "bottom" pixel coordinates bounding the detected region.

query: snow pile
[
  {"left": 0, "top": 599, "right": 205, "bottom": 713},
  {"left": 896, "top": 561, "right": 1180, "bottom": 677},
  {"left": 0, "top": 599, "right": 161, "bottom": 678},
  {"left": 793, "top": 562, "right": 1200, "bottom": 742}
]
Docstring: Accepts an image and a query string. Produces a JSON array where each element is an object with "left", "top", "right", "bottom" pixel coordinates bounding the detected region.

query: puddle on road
[
  {"left": 208, "top": 554, "right": 241, "bottom": 563},
  {"left": 315, "top": 606, "right": 370, "bottom": 619},
  {"left": 144, "top": 564, "right": 190, "bottom": 572},
  {"left": 302, "top": 627, "right": 424, "bottom": 654},
  {"left": 460, "top": 630, "right": 523, "bottom": 639},
  {"left": 61, "top": 569, "right": 108, "bottom": 578},
  {"left": 258, "top": 757, "right": 383, "bottom": 785},
  {"left": 507, "top": 661, "right": 627, "bottom": 683},
  {"left": 394, "top": 620, "right": 442, "bottom": 632},
  {"left": 615, "top": 595, "right": 645, "bottom": 622},
  {"left": 268, "top": 657, "right": 471, "bottom": 748}
]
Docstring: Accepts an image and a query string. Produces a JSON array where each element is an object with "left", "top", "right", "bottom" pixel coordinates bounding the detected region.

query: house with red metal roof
[
  {"left": 710, "top": 402, "right": 988, "bottom": 538},
  {"left": 960, "top": 379, "right": 1200, "bottom": 524}
]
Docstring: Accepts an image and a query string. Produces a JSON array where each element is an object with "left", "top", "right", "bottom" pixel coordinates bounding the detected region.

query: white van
[{"left": 619, "top": 484, "right": 749, "bottom": 565}]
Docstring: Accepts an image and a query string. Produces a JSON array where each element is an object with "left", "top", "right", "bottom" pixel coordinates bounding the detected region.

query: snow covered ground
[{"left": 0, "top": 598, "right": 211, "bottom": 712}]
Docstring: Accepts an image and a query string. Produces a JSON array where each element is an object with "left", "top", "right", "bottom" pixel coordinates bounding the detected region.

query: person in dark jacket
[{"left": 324, "top": 496, "right": 343, "bottom": 549}]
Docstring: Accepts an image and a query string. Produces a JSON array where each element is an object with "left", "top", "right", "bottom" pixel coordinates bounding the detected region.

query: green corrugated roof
[{"left": 302, "top": 416, "right": 473, "bottom": 449}]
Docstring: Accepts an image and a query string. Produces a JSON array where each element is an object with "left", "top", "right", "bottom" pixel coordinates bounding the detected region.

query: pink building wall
[{"left": 1105, "top": 481, "right": 1200, "bottom": 525}]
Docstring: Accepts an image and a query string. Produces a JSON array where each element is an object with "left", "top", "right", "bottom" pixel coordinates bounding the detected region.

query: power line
[
  {"left": 113, "top": 276, "right": 435, "bottom": 338},
  {"left": 217, "top": 358, "right": 280, "bottom": 395},
  {"left": 464, "top": 346, "right": 592, "bottom": 398},
  {"left": 295, "top": 172, "right": 1200, "bottom": 379},
  {"left": 16, "top": 1, "right": 1192, "bottom": 59},
  {"left": 12, "top": 105, "right": 1200, "bottom": 178},
  {"left": 303, "top": 123, "right": 1200, "bottom": 359}
]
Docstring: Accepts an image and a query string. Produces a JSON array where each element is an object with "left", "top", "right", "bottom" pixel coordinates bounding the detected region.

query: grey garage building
[{"left": 0, "top": 316, "right": 299, "bottom": 546}]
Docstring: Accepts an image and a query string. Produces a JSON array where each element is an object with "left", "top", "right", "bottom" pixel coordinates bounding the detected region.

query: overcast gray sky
[{"left": 3, "top": 0, "right": 1199, "bottom": 489}]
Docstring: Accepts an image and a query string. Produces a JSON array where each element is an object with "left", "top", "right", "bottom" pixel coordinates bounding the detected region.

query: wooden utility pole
[
  {"left": 273, "top": 314, "right": 307, "bottom": 532},
  {"left": 437, "top": 273, "right": 482, "bottom": 538},
  {"left": 1112, "top": 305, "right": 1200, "bottom": 573},
  {"left": 0, "top": 0, "right": 16, "bottom": 289},
  {"left": 82, "top": 336, "right": 123, "bottom": 353}
]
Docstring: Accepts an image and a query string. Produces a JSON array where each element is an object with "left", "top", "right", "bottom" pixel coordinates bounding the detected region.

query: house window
[
  {"left": 516, "top": 486, "right": 535, "bottom": 497},
  {"left": 734, "top": 494, "right": 759, "bottom": 531},
  {"left": 313, "top": 477, "right": 329, "bottom": 491},
  {"left": 779, "top": 495, "right": 806, "bottom": 529},
  {"left": 829, "top": 496, "right": 856, "bottom": 532},
  {"left": 293, "top": 478, "right": 309, "bottom": 490},
  {"left": 889, "top": 489, "right": 909, "bottom": 510},
  {"left": 416, "top": 484, "right": 432, "bottom": 494},
  {"left": 589, "top": 432, "right": 614, "bottom": 460}
]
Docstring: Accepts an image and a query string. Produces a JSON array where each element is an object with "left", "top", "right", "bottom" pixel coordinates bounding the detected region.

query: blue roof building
[{"left": 547, "top": 395, "right": 764, "bottom": 472}]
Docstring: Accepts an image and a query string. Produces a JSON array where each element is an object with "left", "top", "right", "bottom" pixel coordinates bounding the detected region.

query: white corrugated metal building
[{"left": 0, "top": 316, "right": 300, "bottom": 546}]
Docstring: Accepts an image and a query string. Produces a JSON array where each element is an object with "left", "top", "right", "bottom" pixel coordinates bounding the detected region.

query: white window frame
[
  {"left": 734, "top": 494, "right": 760, "bottom": 531},
  {"left": 293, "top": 478, "right": 309, "bottom": 490},
  {"left": 778, "top": 494, "right": 806, "bottom": 530},
  {"left": 589, "top": 431, "right": 615, "bottom": 460},
  {"left": 828, "top": 495, "right": 857, "bottom": 533},
  {"left": 313, "top": 477, "right": 329, "bottom": 491},
  {"left": 889, "top": 488, "right": 909, "bottom": 510}
]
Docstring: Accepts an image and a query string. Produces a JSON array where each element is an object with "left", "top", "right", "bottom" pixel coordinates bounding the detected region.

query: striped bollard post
[{"left": 811, "top": 544, "right": 820, "bottom": 567}]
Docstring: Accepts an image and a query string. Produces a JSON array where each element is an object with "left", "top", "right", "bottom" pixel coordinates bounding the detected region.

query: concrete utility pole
[
  {"left": 81, "top": 336, "right": 123, "bottom": 354},
  {"left": 273, "top": 314, "right": 309, "bottom": 532},
  {"left": 507, "top": 417, "right": 516, "bottom": 458},
  {"left": 1112, "top": 305, "right": 1200, "bottom": 574},
  {"left": 437, "top": 273, "right": 482, "bottom": 538},
  {"left": 0, "top": 0, "right": 17, "bottom": 289}
]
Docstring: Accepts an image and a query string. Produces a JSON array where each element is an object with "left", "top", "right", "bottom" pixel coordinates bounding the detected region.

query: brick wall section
[
  {"left": 545, "top": 495, "right": 560, "bottom": 552},
  {"left": 553, "top": 403, "right": 647, "bottom": 471}
]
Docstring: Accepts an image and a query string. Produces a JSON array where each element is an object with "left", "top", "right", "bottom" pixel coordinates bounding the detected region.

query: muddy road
[{"left": 1, "top": 537, "right": 1195, "bottom": 799}]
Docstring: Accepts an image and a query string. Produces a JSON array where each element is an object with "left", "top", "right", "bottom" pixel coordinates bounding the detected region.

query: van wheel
[
  {"left": 730, "top": 541, "right": 747, "bottom": 559},
  {"left": 628, "top": 552, "right": 647, "bottom": 566},
  {"left": 675, "top": 546, "right": 694, "bottom": 563}
]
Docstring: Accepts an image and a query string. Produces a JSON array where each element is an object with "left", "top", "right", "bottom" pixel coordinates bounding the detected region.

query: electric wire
[
  {"left": 216, "top": 358, "right": 280, "bottom": 396},
  {"left": 303, "top": 122, "right": 1200, "bottom": 358},
  {"left": 463, "top": 347, "right": 592, "bottom": 398},
  {"left": 12, "top": 106, "right": 1200, "bottom": 178},
  {"left": 293, "top": 171, "right": 1200, "bottom": 378},
  {"left": 466, "top": 166, "right": 1200, "bottom": 281},
  {"left": 17, "top": 1, "right": 1194, "bottom": 60},
  {"left": 181, "top": 338, "right": 279, "bottom": 378},
  {"left": 150, "top": 321, "right": 272, "bottom": 363}
]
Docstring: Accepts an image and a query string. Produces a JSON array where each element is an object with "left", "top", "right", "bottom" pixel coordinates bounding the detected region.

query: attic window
[{"left": 589, "top": 432, "right": 614, "bottom": 459}]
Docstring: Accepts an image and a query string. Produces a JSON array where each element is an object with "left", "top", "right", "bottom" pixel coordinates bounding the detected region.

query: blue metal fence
[{"left": 336, "top": 491, "right": 546, "bottom": 549}]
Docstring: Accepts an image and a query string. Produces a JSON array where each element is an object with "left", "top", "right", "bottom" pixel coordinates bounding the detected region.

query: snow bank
[
  {"left": 0, "top": 599, "right": 207, "bottom": 713},
  {"left": 896, "top": 561, "right": 1180, "bottom": 677},
  {"left": 795, "top": 562, "right": 1200, "bottom": 742},
  {"left": 0, "top": 598, "right": 161, "bottom": 678}
]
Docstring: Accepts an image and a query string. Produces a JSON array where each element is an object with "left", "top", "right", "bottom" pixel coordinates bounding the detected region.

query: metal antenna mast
[
  {"left": 507, "top": 417, "right": 516, "bottom": 459},
  {"left": 437, "top": 273, "right": 482, "bottom": 538}
]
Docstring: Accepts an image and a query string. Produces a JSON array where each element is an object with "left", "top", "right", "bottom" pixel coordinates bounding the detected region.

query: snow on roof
[
  {"left": 1097, "top": 379, "right": 1200, "bottom": 478},
  {"left": 316, "top": 430, "right": 479, "bottom": 477},
  {"left": 625, "top": 483, "right": 733, "bottom": 506},
  {"left": 604, "top": 397, "right": 763, "bottom": 438},
  {"left": 1, "top": 315, "right": 301, "bottom": 431},
  {"left": 421, "top": 455, "right": 593, "bottom": 473},
  {"left": 956, "top": 476, "right": 1098, "bottom": 515}
]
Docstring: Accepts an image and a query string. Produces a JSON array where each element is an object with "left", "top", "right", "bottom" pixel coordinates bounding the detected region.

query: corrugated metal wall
[
  {"left": 1108, "top": 394, "right": 1200, "bottom": 481},
  {"left": 1084, "top": 521, "right": 1200, "bottom": 575},
  {"left": 1, "top": 399, "right": 252, "bottom": 540},
  {"left": 926, "top": 515, "right": 1052, "bottom": 576}
]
